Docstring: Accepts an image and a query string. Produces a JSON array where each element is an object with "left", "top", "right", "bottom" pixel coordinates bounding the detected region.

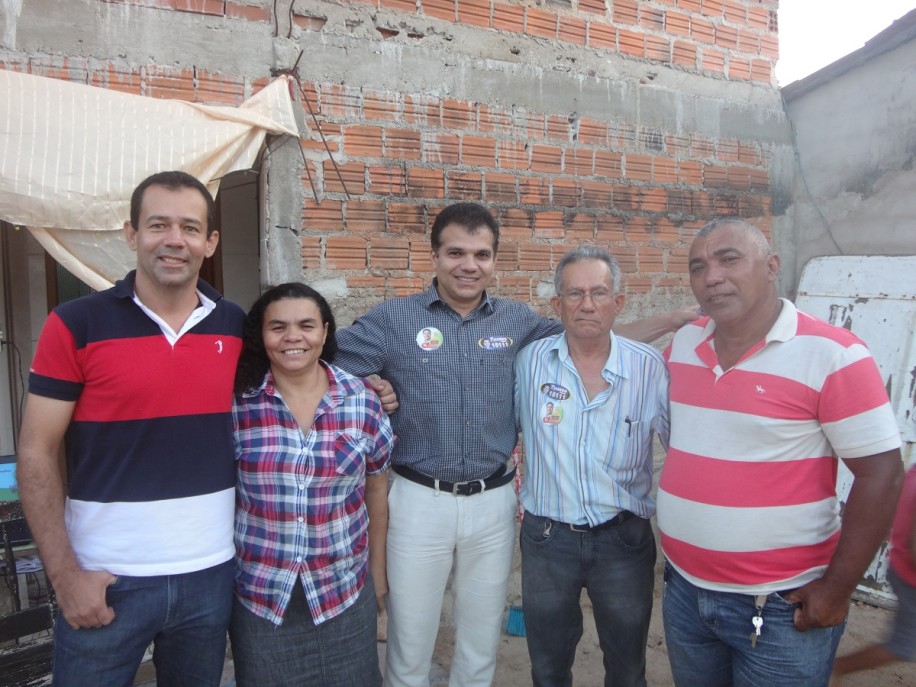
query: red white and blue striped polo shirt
[{"left": 28, "top": 272, "right": 245, "bottom": 576}]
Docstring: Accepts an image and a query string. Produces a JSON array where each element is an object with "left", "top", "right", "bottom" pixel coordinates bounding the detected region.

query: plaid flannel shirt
[{"left": 233, "top": 363, "right": 394, "bottom": 625}]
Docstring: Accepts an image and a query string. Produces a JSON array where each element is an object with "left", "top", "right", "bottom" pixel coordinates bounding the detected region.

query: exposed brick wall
[
  {"left": 287, "top": 0, "right": 779, "bottom": 313},
  {"left": 297, "top": 78, "right": 772, "bottom": 310},
  {"left": 316, "top": 0, "right": 780, "bottom": 83},
  {"left": 2, "top": 0, "right": 782, "bottom": 319}
]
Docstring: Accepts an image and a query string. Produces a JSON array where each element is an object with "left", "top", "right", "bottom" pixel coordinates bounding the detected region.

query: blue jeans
[
  {"left": 53, "top": 559, "right": 234, "bottom": 687},
  {"left": 229, "top": 576, "right": 381, "bottom": 687},
  {"left": 520, "top": 511, "right": 656, "bottom": 687},
  {"left": 663, "top": 563, "right": 845, "bottom": 687}
]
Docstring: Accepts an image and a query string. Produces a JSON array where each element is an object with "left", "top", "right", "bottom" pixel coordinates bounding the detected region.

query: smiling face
[
  {"left": 430, "top": 223, "right": 497, "bottom": 316},
  {"left": 125, "top": 184, "right": 218, "bottom": 295},
  {"left": 262, "top": 297, "right": 328, "bottom": 380},
  {"left": 688, "top": 224, "right": 779, "bottom": 331},
  {"left": 551, "top": 259, "right": 625, "bottom": 344}
]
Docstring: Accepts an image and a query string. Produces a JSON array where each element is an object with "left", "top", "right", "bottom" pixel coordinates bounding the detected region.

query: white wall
[{"left": 775, "top": 29, "right": 916, "bottom": 297}]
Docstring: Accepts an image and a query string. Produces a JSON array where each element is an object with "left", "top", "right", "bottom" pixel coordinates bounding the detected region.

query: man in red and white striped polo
[{"left": 657, "top": 219, "right": 903, "bottom": 687}]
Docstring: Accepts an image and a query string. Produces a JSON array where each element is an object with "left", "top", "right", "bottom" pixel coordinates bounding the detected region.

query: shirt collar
[
  {"left": 424, "top": 278, "right": 494, "bottom": 315},
  {"left": 699, "top": 297, "right": 797, "bottom": 346},
  {"left": 113, "top": 270, "right": 223, "bottom": 303},
  {"left": 695, "top": 298, "right": 797, "bottom": 371},
  {"left": 246, "top": 362, "right": 361, "bottom": 405},
  {"left": 766, "top": 298, "right": 798, "bottom": 343},
  {"left": 550, "top": 331, "right": 627, "bottom": 382}
]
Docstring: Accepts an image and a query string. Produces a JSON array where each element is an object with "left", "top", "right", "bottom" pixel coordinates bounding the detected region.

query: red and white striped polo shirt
[{"left": 658, "top": 299, "right": 901, "bottom": 594}]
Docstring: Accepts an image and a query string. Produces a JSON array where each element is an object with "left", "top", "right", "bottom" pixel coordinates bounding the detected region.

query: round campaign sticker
[
  {"left": 542, "top": 402, "right": 563, "bottom": 425},
  {"left": 416, "top": 327, "right": 444, "bottom": 350}
]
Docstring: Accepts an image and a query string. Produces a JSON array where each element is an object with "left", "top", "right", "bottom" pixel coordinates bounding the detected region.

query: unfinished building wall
[
  {"left": 1, "top": 0, "right": 789, "bottom": 324},
  {"left": 777, "top": 18, "right": 916, "bottom": 297}
]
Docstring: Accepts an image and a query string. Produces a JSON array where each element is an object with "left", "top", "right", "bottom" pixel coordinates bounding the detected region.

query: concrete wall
[
  {"left": 776, "top": 18, "right": 916, "bottom": 297},
  {"left": 1, "top": 0, "right": 789, "bottom": 327}
]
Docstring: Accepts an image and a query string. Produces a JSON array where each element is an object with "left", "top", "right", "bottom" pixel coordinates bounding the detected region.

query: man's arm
[
  {"left": 17, "top": 393, "right": 116, "bottom": 629},
  {"left": 334, "top": 306, "right": 391, "bottom": 378},
  {"left": 614, "top": 307, "right": 700, "bottom": 344},
  {"left": 365, "top": 472, "right": 389, "bottom": 611},
  {"left": 786, "top": 449, "right": 903, "bottom": 631}
]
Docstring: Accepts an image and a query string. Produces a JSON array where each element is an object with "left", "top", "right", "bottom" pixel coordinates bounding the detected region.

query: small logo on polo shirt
[
  {"left": 215, "top": 340, "right": 223, "bottom": 354},
  {"left": 755, "top": 384, "right": 766, "bottom": 394}
]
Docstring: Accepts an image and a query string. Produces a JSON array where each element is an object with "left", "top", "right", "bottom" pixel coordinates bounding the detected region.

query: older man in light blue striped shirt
[{"left": 514, "top": 245, "right": 670, "bottom": 687}]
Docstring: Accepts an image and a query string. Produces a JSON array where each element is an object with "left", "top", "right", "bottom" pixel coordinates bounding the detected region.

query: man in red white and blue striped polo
[{"left": 17, "top": 171, "right": 245, "bottom": 687}]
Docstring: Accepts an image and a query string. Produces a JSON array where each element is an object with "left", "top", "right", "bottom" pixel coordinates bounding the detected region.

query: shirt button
[
  {"left": 297, "top": 516, "right": 304, "bottom": 523},
  {"left": 296, "top": 556, "right": 303, "bottom": 563},
  {"left": 298, "top": 483, "right": 305, "bottom": 490}
]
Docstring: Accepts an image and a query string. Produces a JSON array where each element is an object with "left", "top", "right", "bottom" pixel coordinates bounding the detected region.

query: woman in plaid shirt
[{"left": 228, "top": 283, "right": 395, "bottom": 687}]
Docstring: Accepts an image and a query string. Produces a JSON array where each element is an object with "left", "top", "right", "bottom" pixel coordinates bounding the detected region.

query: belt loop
[
  {"left": 478, "top": 478, "right": 486, "bottom": 494},
  {"left": 433, "top": 478, "right": 441, "bottom": 496}
]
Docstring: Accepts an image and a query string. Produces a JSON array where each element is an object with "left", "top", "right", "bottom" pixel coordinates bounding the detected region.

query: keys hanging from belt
[{"left": 749, "top": 594, "right": 766, "bottom": 648}]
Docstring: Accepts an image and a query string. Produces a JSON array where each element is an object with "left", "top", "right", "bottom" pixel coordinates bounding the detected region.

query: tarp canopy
[{"left": 0, "top": 70, "right": 299, "bottom": 290}]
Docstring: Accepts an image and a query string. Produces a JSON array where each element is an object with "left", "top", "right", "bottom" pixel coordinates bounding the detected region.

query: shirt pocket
[
  {"left": 333, "top": 432, "right": 368, "bottom": 478},
  {"left": 480, "top": 353, "right": 515, "bottom": 401},
  {"left": 607, "top": 417, "right": 644, "bottom": 473}
]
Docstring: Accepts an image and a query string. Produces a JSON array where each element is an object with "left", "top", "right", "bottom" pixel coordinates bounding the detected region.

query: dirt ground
[
  {"left": 477, "top": 552, "right": 916, "bottom": 686},
  {"left": 133, "top": 540, "right": 914, "bottom": 687},
  {"left": 407, "top": 525, "right": 916, "bottom": 687},
  {"left": 135, "top": 453, "right": 915, "bottom": 686}
]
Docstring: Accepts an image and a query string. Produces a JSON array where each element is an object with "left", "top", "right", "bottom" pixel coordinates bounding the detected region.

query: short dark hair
[
  {"left": 430, "top": 202, "right": 499, "bottom": 253},
  {"left": 234, "top": 283, "right": 339, "bottom": 394},
  {"left": 130, "top": 171, "right": 216, "bottom": 236}
]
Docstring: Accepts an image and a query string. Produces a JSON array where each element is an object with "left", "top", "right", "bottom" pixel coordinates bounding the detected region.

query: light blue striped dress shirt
[{"left": 514, "top": 331, "right": 670, "bottom": 525}]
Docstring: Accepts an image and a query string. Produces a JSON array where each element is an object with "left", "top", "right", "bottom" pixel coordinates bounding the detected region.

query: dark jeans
[
  {"left": 520, "top": 511, "right": 656, "bottom": 687},
  {"left": 663, "top": 563, "right": 845, "bottom": 687},
  {"left": 229, "top": 576, "right": 381, "bottom": 687},
  {"left": 52, "top": 559, "right": 234, "bottom": 687}
]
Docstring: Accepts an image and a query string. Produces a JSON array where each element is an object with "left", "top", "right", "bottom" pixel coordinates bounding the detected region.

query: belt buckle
[
  {"left": 452, "top": 479, "right": 485, "bottom": 496},
  {"left": 568, "top": 523, "right": 590, "bottom": 533}
]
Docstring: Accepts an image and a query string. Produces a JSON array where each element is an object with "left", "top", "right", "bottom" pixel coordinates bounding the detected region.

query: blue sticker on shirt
[
  {"left": 539, "top": 383, "right": 570, "bottom": 401},
  {"left": 478, "top": 336, "right": 514, "bottom": 350}
]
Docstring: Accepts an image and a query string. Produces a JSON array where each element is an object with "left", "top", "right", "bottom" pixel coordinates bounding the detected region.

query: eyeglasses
[{"left": 559, "top": 289, "right": 614, "bottom": 304}]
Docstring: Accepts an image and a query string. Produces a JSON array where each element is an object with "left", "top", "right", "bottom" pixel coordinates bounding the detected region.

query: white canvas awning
[{"left": 0, "top": 70, "right": 300, "bottom": 290}]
